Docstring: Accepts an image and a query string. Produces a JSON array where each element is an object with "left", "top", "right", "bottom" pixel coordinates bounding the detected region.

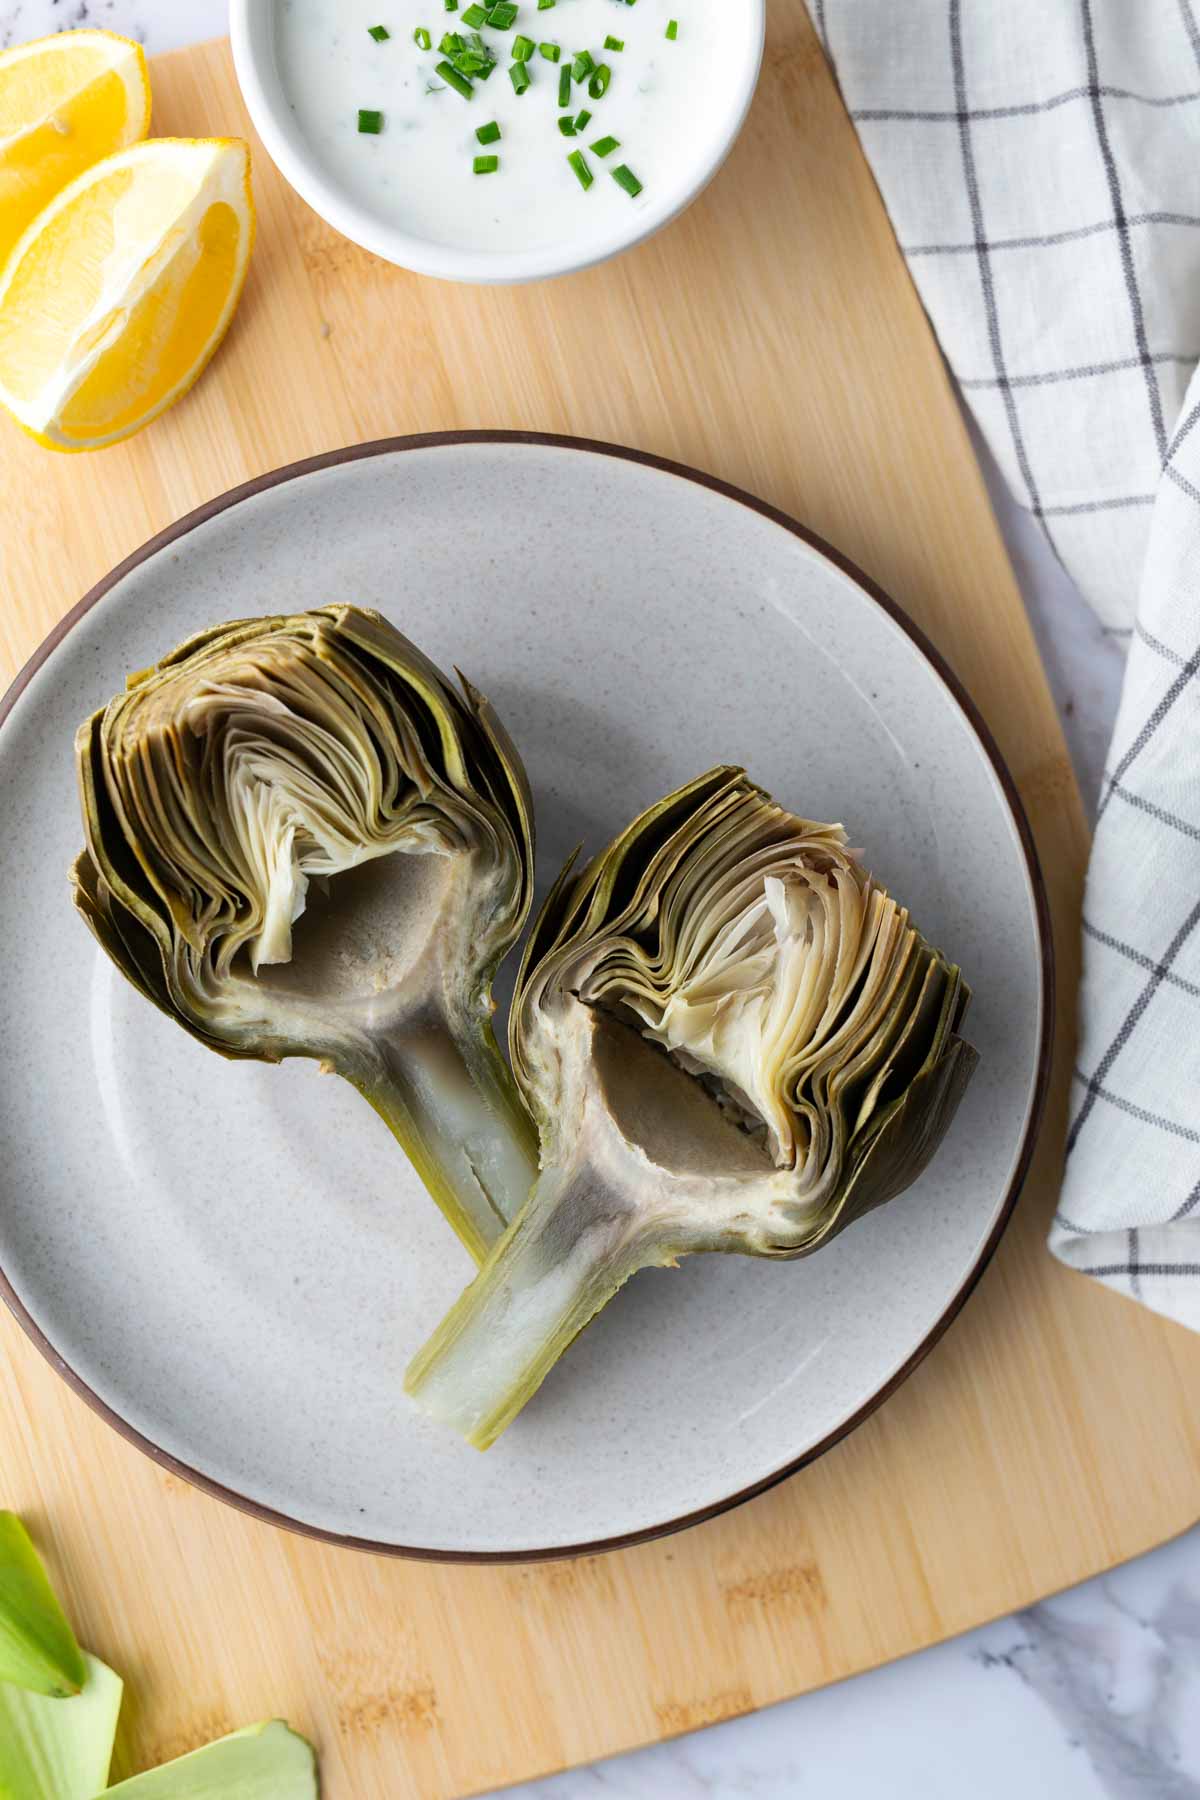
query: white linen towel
[{"left": 810, "top": 0, "right": 1200, "bottom": 1327}]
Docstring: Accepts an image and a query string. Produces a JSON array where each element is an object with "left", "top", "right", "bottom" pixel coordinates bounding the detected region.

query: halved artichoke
[
  {"left": 406, "top": 766, "right": 979, "bottom": 1446},
  {"left": 71, "top": 605, "right": 538, "bottom": 1261}
]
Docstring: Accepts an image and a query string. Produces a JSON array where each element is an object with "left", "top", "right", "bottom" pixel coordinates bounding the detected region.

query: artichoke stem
[
  {"left": 405, "top": 1153, "right": 664, "bottom": 1448},
  {"left": 352, "top": 1013, "right": 539, "bottom": 1265}
]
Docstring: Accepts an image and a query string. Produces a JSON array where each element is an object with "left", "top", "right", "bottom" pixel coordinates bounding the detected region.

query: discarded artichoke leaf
[
  {"left": 0, "top": 1652, "right": 122, "bottom": 1800},
  {"left": 406, "top": 767, "right": 978, "bottom": 1447},
  {"left": 71, "top": 606, "right": 539, "bottom": 1262},
  {"left": 99, "top": 1720, "right": 317, "bottom": 1798},
  {"left": 0, "top": 1512, "right": 86, "bottom": 1698}
]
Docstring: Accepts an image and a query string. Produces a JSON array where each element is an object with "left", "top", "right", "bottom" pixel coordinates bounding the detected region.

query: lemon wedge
[
  {"left": 0, "top": 136, "right": 254, "bottom": 452},
  {"left": 0, "top": 30, "right": 150, "bottom": 269}
]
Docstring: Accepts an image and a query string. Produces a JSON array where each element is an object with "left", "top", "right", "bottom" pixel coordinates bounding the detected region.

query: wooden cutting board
[{"left": 1, "top": 15, "right": 1198, "bottom": 1797}]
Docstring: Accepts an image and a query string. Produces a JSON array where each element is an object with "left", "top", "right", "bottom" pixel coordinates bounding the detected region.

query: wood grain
[{"left": 0, "top": 15, "right": 1197, "bottom": 1796}]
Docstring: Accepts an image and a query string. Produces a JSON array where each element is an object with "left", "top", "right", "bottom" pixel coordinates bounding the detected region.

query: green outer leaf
[
  {"left": 71, "top": 605, "right": 540, "bottom": 1252},
  {"left": 98, "top": 1721, "right": 318, "bottom": 1799},
  {"left": 0, "top": 1652, "right": 122, "bottom": 1800},
  {"left": 410, "top": 767, "right": 980, "bottom": 1445},
  {"left": 0, "top": 1514, "right": 86, "bottom": 1697}
]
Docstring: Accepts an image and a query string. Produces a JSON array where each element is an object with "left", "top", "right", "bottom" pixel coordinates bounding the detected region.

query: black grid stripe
[
  {"left": 1128, "top": 1227, "right": 1143, "bottom": 1299},
  {"left": 853, "top": 84, "right": 1200, "bottom": 122},
  {"left": 1077, "top": 1261, "right": 1200, "bottom": 1276},
  {"left": 1165, "top": 461, "right": 1200, "bottom": 504},
  {"left": 1137, "top": 619, "right": 1191, "bottom": 664},
  {"left": 1173, "top": 1178, "right": 1200, "bottom": 1220},
  {"left": 1179, "top": 0, "right": 1200, "bottom": 69},
  {"left": 1103, "top": 780, "right": 1200, "bottom": 841},
  {"left": 1068, "top": 893, "right": 1200, "bottom": 1154},
  {"left": 948, "top": 0, "right": 1046, "bottom": 525},
  {"left": 1105, "top": 780, "right": 1200, "bottom": 841},
  {"left": 1040, "top": 494, "right": 1155, "bottom": 516},
  {"left": 1080, "top": 0, "right": 1169, "bottom": 462},
  {"left": 907, "top": 213, "right": 1200, "bottom": 258},
  {"left": 1096, "top": 637, "right": 1200, "bottom": 820},
  {"left": 960, "top": 350, "right": 1198, "bottom": 391},
  {"left": 1073, "top": 1069, "right": 1200, "bottom": 1144},
  {"left": 814, "top": 0, "right": 829, "bottom": 52},
  {"left": 1082, "top": 916, "right": 1200, "bottom": 998},
  {"left": 1165, "top": 392, "right": 1200, "bottom": 460}
]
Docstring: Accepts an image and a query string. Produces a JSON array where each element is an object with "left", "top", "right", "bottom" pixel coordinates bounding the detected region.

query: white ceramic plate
[{"left": 0, "top": 436, "right": 1050, "bottom": 1560}]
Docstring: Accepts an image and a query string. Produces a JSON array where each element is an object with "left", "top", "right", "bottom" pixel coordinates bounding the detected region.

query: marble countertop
[{"left": 5, "top": 4, "right": 1198, "bottom": 1795}]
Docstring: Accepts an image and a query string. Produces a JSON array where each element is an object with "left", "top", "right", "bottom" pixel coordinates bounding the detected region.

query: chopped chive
[
  {"left": 537, "top": 0, "right": 556, "bottom": 8},
  {"left": 587, "top": 62, "right": 610, "bottom": 97},
  {"left": 539, "top": 40, "right": 561, "bottom": 59},
  {"left": 509, "top": 59, "right": 531, "bottom": 92},
  {"left": 487, "top": 0, "right": 518, "bottom": 25},
  {"left": 367, "top": 24, "right": 390, "bottom": 41},
  {"left": 435, "top": 58, "right": 474, "bottom": 96},
  {"left": 357, "top": 107, "right": 384, "bottom": 132},
  {"left": 603, "top": 34, "right": 624, "bottom": 50},
  {"left": 473, "top": 153, "right": 500, "bottom": 173},
  {"left": 462, "top": 2, "right": 487, "bottom": 21},
  {"left": 437, "top": 26, "right": 496, "bottom": 75},
  {"left": 665, "top": 18, "right": 678, "bottom": 36},
  {"left": 512, "top": 32, "right": 535, "bottom": 58},
  {"left": 590, "top": 133, "right": 619, "bottom": 156},
  {"left": 476, "top": 118, "right": 501, "bottom": 142},
  {"left": 557, "top": 114, "right": 577, "bottom": 134},
  {"left": 571, "top": 48, "right": 595, "bottom": 81},
  {"left": 414, "top": 25, "right": 433, "bottom": 48},
  {"left": 612, "top": 161, "right": 642, "bottom": 196},
  {"left": 445, "top": 0, "right": 458, "bottom": 9},
  {"left": 567, "top": 148, "right": 593, "bottom": 189},
  {"left": 557, "top": 63, "right": 572, "bottom": 105},
  {"left": 573, "top": 107, "right": 591, "bottom": 129}
]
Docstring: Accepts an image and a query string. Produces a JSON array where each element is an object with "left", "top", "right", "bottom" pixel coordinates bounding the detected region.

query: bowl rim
[
  {"left": 228, "top": 0, "right": 767, "bottom": 284},
  {"left": 0, "top": 430, "right": 1055, "bottom": 1565}
]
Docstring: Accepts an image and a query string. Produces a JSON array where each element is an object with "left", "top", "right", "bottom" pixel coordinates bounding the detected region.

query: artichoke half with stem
[
  {"left": 406, "top": 766, "right": 979, "bottom": 1447},
  {"left": 71, "top": 604, "right": 539, "bottom": 1262}
]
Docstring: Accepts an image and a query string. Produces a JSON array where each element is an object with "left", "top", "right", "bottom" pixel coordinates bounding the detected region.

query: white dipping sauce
[{"left": 272, "top": 0, "right": 757, "bottom": 260}]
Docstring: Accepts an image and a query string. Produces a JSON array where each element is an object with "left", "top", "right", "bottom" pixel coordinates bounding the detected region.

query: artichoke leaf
[
  {"left": 0, "top": 1513, "right": 86, "bottom": 1698},
  {"left": 97, "top": 1720, "right": 317, "bottom": 1799},
  {"left": 407, "top": 768, "right": 978, "bottom": 1447},
  {"left": 71, "top": 606, "right": 539, "bottom": 1262},
  {"left": 0, "top": 1653, "right": 122, "bottom": 1800}
]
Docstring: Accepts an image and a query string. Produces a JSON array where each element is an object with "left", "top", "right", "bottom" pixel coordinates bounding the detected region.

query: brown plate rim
[{"left": 0, "top": 429, "right": 1056, "bottom": 1564}]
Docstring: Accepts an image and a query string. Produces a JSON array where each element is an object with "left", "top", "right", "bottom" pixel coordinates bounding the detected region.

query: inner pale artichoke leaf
[
  {"left": 407, "top": 767, "right": 978, "bottom": 1448},
  {"left": 97, "top": 1721, "right": 317, "bottom": 1799},
  {"left": 0, "top": 1513, "right": 87, "bottom": 1697},
  {"left": 71, "top": 606, "right": 539, "bottom": 1263},
  {"left": 0, "top": 1652, "right": 122, "bottom": 1800}
]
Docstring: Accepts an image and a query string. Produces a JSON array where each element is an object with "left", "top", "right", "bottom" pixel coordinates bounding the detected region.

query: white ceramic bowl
[{"left": 230, "top": 0, "right": 765, "bottom": 284}]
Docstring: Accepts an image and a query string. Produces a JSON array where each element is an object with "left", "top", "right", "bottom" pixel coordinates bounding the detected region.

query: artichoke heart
[
  {"left": 71, "top": 605, "right": 539, "bottom": 1261},
  {"left": 406, "top": 766, "right": 979, "bottom": 1447}
]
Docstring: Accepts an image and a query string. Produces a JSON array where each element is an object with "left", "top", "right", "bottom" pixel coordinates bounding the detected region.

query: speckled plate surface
[{"left": 0, "top": 435, "right": 1049, "bottom": 1560}]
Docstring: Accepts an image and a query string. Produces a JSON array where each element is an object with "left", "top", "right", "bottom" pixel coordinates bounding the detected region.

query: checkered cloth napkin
[{"left": 810, "top": 0, "right": 1200, "bottom": 1328}]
